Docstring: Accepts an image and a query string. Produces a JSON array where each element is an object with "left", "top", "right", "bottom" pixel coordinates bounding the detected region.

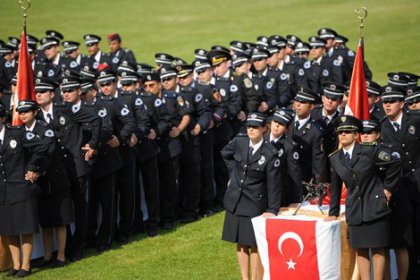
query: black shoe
[
  {"left": 115, "top": 234, "right": 128, "bottom": 245},
  {"left": 14, "top": 269, "right": 31, "bottom": 278},
  {"left": 5, "top": 269, "right": 18, "bottom": 277},
  {"left": 32, "top": 257, "right": 53, "bottom": 268},
  {"left": 180, "top": 215, "right": 198, "bottom": 224},
  {"left": 70, "top": 247, "right": 84, "bottom": 262},
  {"left": 212, "top": 204, "right": 225, "bottom": 213},
  {"left": 201, "top": 209, "right": 215, "bottom": 218},
  {"left": 97, "top": 244, "right": 111, "bottom": 253},
  {"left": 52, "top": 259, "right": 66, "bottom": 268},
  {"left": 147, "top": 227, "right": 159, "bottom": 238},
  {"left": 161, "top": 221, "right": 174, "bottom": 230}
]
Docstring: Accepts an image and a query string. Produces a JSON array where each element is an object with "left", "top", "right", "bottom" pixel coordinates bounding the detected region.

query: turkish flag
[
  {"left": 344, "top": 37, "right": 370, "bottom": 121},
  {"left": 266, "top": 219, "right": 319, "bottom": 280},
  {"left": 12, "top": 31, "right": 36, "bottom": 126}
]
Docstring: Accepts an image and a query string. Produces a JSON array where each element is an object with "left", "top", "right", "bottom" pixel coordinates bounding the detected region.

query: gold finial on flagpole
[
  {"left": 17, "top": 0, "right": 31, "bottom": 33},
  {"left": 354, "top": 7, "right": 368, "bottom": 36}
]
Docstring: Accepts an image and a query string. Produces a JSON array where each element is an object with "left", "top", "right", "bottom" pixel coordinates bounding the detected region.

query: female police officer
[
  {"left": 221, "top": 112, "right": 282, "bottom": 280},
  {"left": 0, "top": 102, "right": 48, "bottom": 277},
  {"left": 326, "top": 115, "right": 401, "bottom": 280}
]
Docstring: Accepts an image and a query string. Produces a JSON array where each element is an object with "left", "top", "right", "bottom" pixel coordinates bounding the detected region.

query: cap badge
[
  {"left": 409, "top": 125, "right": 415, "bottom": 135},
  {"left": 330, "top": 84, "right": 336, "bottom": 90},
  {"left": 385, "top": 87, "right": 392, "bottom": 93},
  {"left": 341, "top": 116, "right": 347, "bottom": 123},
  {"left": 258, "top": 155, "right": 266, "bottom": 165},
  {"left": 393, "top": 74, "right": 399, "bottom": 81}
]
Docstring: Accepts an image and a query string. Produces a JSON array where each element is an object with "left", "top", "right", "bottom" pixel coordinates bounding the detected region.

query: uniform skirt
[
  {"left": 349, "top": 216, "right": 391, "bottom": 249},
  {"left": 222, "top": 210, "right": 257, "bottom": 247},
  {"left": 0, "top": 197, "right": 39, "bottom": 236},
  {"left": 37, "top": 190, "right": 75, "bottom": 228}
]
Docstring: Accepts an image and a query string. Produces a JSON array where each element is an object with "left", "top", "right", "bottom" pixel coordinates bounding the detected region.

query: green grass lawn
[
  {"left": 0, "top": 0, "right": 419, "bottom": 278},
  {"left": 24, "top": 213, "right": 238, "bottom": 280}
]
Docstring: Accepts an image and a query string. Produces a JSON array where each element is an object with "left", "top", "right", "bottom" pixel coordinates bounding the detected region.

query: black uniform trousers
[
  {"left": 87, "top": 173, "right": 117, "bottom": 247},
  {"left": 66, "top": 161, "right": 90, "bottom": 251},
  {"left": 159, "top": 155, "right": 179, "bottom": 223},
  {"left": 179, "top": 133, "right": 201, "bottom": 218},
  {"left": 116, "top": 147, "right": 136, "bottom": 238},
  {"left": 199, "top": 130, "right": 215, "bottom": 212},
  {"left": 137, "top": 156, "right": 161, "bottom": 229}
]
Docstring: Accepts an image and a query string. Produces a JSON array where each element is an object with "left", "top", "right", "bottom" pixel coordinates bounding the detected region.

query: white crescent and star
[{"left": 278, "top": 231, "right": 304, "bottom": 270}]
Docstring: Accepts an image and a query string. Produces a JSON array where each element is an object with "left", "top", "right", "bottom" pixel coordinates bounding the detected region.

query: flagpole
[{"left": 17, "top": 0, "right": 31, "bottom": 33}]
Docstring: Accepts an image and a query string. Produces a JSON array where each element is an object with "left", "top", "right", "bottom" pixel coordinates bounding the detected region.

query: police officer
[
  {"left": 61, "top": 41, "right": 89, "bottom": 71},
  {"left": 310, "top": 83, "right": 345, "bottom": 158},
  {"left": 96, "top": 67, "right": 139, "bottom": 242},
  {"left": 327, "top": 115, "right": 400, "bottom": 280},
  {"left": 37, "top": 74, "right": 101, "bottom": 261},
  {"left": 176, "top": 63, "right": 212, "bottom": 222},
  {"left": 155, "top": 67, "right": 186, "bottom": 227},
  {"left": 366, "top": 80, "right": 385, "bottom": 121},
  {"left": 405, "top": 86, "right": 420, "bottom": 111},
  {"left": 267, "top": 109, "right": 303, "bottom": 205},
  {"left": 380, "top": 83, "right": 420, "bottom": 280},
  {"left": 308, "top": 36, "right": 343, "bottom": 96},
  {"left": 107, "top": 33, "right": 137, "bottom": 68},
  {"left": 83, "top": 34, "right": 113, "bottom": 71},
  {"left": 287, "top": 87, "right": 327, "bottom": 186},
  {"left": 221, "top": 112, "right": 282, "bottom": 280},
  {"left": 206, "top": 49, "right": 242, "bottom": 211}
]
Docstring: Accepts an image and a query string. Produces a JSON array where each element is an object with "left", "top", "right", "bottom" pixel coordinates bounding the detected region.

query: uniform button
[
  {"left": 244, "top": 164, "right": 247, "bottom": 168},
  {"left": 375, "top": 195, "right": 379, "bottom": 198},
  {"left": 402, "top": 144, "right": 405, "bottom": 147},
  {"left": 3, "top": 179, "right": 6, "bottom": 182},
  {"left": 358, "top": 197, "right": 361, "bottom": 200},
  {"left": 240, "top": 180, "right": 243, "bottom": 183},
  {"left": 352, "top": 174, "right": 356, "bottom": 178},
  {"left": 64, "top": 154, "right": 68, "bottom": 158},
  {"left": 239, "top": 188, "right": 242, "bottom": 191},
  {"left": 57, "top": 139, "right": 61, "bottom": 142},
  {"left": 405, "top": 152, "right": 409, "bottom": 155},
  {"left": 412, "top": 169, "right": 416, "bottom": 172},
  {"left": 408, "top": 161, "right": 412, "bottom": 164}
]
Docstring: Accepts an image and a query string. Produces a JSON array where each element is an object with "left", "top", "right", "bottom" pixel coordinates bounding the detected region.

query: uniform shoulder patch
[
  {"left": 135, "top": 98, "right": 143, "bottom": 106},
  {"left": 304, "top": 61, "right": 311, "bottom": 69},
  {"left": 280, "top": 73, "right": 288, "bottom": 80},
  {"left": 347, "top": 50, "right": 355, "bottom": 57},
  {"left": 120, "top": 107, "right": 130, "bottom": 116},
  {"left": 177, "top": 96, "right": 185, "bottom": 107},
  {"left": 230, "top": 84, "right": 238, "bottom": 92},
  {"left": 378, "top": 151, "right": 391, "bottom": 161},
  {"left": 26, "top": 132, "right": 35, "bottom": 140},
  {"left": 322, "top": 69, "right": 329, "bottom": 77},
  {"left": 98, "top": 108, "right": 107, "bottom": 117},
  {"left": 244, "top": 78, "right": 253, "bottom": 88},
  {"left": 44, "top": 129, "right": 55, "bottom": 137},
  {"left": 195, "top": 93, "right": 203, "bottom": 103},
  {"left": 298, "top": 68, "right": 305, "bottom": 76},
  {"left": 274, "top": 158, "right": 281, "bottom": 167},
  {"left": 333, "top": 59, "right": 341, "bottom": 66},
  {"left": 154, "top": 98, "right": 163, "bottom": 107}
]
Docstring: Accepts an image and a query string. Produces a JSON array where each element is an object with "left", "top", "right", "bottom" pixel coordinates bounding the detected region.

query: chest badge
[{"left": 258, "top": 155, "right": 266, "bottom": 165}]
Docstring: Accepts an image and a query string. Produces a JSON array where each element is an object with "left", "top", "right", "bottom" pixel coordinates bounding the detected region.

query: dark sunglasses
[
  {"left": 62, "top": 89, "right": 76, "bottom": 93},
  {"left": 162, "top": 77, "right": 174, "bottom": 83},
  {"left": 338, "top": 130, "right": 354, "bottom": 135},
  {"left": 36, "top": 90, "right": 51, "bottom": 94},
  {"left": 196, "top": 69, "right": 206, "bottom": 75},
  {"left": 382, "top": 100, "right": 399, "bottom": 104},
  {"left": 99, "top": 83, "right": 112, "bottom": 87}
]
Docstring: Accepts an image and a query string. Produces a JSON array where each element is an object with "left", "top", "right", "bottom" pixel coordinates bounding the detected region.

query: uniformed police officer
[
  {"left": 37, "top": 74, "right": 101, "bottom": 261},
  {"left": 0, "top": 103, "right": 49, "bottom": 278},
  {"left": 221, "top": 112, "right": 282, "bottom": 280},
  {"left": 380, "top": 83, "right": 420, "bottom": 280},
  {"left": 266, "top": 109, "right": 303, "bottom": 205},
  {"left": 287, "top": 87, "right": 327, "bottom": 193},
  {"left": 107, "top": 33, "right": 137, "bottom": 68},
  {"left": 327, "top": 115, "right": 400, "bottom": 280},
  {"left": 83, "top": 34, "right": 113, "bottom": 71}
]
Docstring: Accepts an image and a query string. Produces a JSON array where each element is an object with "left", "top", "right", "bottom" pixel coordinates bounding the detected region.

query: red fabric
[
  {"left": 266, "top": 219, "right": 319, "bottom": 280},
  {"left": 321, "top": 184, "right": 347, "bottom": 205},
  {"left": 346, "top": 37, "right": 370, "bottom": 121},
  {"left": 13, "top": 31, "right": 35, "bottom": 126}
]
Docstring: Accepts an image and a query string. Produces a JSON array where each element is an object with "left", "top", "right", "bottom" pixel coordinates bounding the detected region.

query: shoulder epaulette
[
  {"left": 100, "top": 96, "right": 114, "bottom": 101},
  {"left": 54, "top": 101, "right": 67, "bottom": 107},
  {"left": 236, "top": 132, "right": 247, "bottom": 137},
  {"left": 180, "top": 86, "right": 193, "bottom": 93},
  {"left": 360, "top": 142, "right": 375, "bottom": 146},
  {"left": 83, "top": 100, "right": 96, "bottom": 107},
  {"left": 311, "top": 119, "right": 324, "bottom": 131},
  {"left": 328, "top": 148, "right": 341, "bottom": 158},
  {"left": 164, "top": 92, "right": 178, "bottom": 99},
  {"left": 36, "top": 119, "right": 48, "bottom": 127}
]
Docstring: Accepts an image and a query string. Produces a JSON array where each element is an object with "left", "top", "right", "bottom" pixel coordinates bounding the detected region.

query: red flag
[
  {"left": 344, "top": 37, "right": 370, "bottom": 120},
  {"left": 266, "top": 219, "right": 319, "bottom": 280},
  {"left": 12, "top": 31, "right": 36, "bottom": 126}
]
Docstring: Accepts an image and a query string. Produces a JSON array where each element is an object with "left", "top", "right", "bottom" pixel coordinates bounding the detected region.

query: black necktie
[
  {"left": 344, "top": 152, "right": 351, "bottom": 167},
  {"left": 294, "top": 121, "right": 300, "bottom": 133},
  {"left": 392, "top": 122, "right": 400, "bottom": 132},
  {"left": 271, "top": 140, "right": 276, "bottom": 146},
  {"left": 248, "top": 146, "right": 254, "bottom": 161},
  {"left": 323, "top": 116, "right": 330, "bottom": 126},
  {"left": 47, "top": 113, "right": 53, "bottom": 123}
]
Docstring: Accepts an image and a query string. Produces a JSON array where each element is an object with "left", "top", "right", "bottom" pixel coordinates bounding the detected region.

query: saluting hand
[{"left": 82, "top": 144, "right": 95, "bottom": 161}]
